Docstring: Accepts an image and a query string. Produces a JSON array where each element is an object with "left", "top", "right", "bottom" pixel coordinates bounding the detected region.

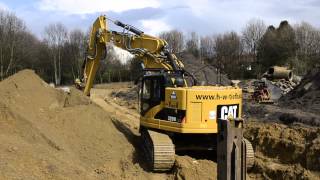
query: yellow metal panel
[
  {"left": 141, "top": 118, "right": 217, "bottom": 134},
  {"left": 144, "top": 103, "right": 164, "bottom": 118},
  {"left": 189, "top": 102, "right": 202, "bottom": 123}
]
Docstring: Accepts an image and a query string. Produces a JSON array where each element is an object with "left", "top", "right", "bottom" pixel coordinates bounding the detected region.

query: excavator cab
[
  {"left": 140, "top": 73, "right": 187, "bottom": 115},
  {"left": 140, "top": 74, "right": 165, "bottom": 115}
]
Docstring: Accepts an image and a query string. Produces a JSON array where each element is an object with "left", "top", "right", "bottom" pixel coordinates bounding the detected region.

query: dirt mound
[
  {"left": 244, "top": 121, "right": 320, "bottom": 179},
  {"left": 178, "top": 52, "right": 231, "bottom": 85},
  {"left": 0, "top": 70, "right": 151, "bottom": 179},
  {"left": 280, "top": 67, "right": 320, "bottom": 114},
  {"left": 173, "top": 156, "right": 217, "bottom": 180}
]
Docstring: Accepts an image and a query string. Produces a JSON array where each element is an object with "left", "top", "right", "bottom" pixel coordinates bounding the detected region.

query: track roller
[
  {"left": 243, "top": 138, "right": 255, "bottom": 169},
  {"left": 140, "top": 128, "right": 175, "bottom": 171}
]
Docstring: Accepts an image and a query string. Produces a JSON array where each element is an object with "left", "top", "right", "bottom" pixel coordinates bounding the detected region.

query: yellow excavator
[{"left": 76, "top": 15, "right": 254, "bottom": 172}]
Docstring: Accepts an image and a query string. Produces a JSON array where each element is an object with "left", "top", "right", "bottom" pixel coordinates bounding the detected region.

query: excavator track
[
  {"left": 243, "top": 138, "right": 255, "bottom": 169},
  {"left": 140, "top": 128, "right": 175, "bottom": 171}
]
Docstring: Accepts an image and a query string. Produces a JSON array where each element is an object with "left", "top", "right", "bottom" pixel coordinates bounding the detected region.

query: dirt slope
[
  {"left": 280, "top": 67, "right": 320, "bottom": 115},
  {"left": 244, "top": 121, "right": 320, "bottom": 179},
  {"left": 0, "top": 70, "right": 153, "bottom": 179}
]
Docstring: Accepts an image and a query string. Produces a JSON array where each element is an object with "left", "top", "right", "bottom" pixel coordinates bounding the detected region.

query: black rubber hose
[
  {"left": 114, "top": 20, "right": 144, "bottom": 35},
  {"left": 165, "top": 51, "right": 180, "bottom": 72}
]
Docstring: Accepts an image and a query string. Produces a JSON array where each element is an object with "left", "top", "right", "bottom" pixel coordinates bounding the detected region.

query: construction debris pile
[
  {"left": 242, "top": 66, "right": 301, "bottom": 103},
  {"left": 268, "top": 78, "right": 299, "bottom": 95},
  {"left": 280, "top": 67, "right": 320, "bottom": 114},
  {"left": 243, "top": 68, "right": 320, "bottom": 126},
  {"left": 263, "top": 66, "right": 301, "bottom": 96}
]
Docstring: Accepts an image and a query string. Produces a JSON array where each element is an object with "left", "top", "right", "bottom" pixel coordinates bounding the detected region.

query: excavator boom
[{"left": 78, "top": 15, "right": 185, "bottom": 95}]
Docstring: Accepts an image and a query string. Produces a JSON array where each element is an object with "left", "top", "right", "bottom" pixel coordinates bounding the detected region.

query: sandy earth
[
  {"left": 1, "top": 69, "right": 320, "bottom": 180},
  {"left": 0, "top": 70, "right": 158, "bottom": 179}
]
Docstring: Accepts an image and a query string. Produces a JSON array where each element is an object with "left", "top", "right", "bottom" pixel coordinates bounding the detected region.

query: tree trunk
[
  {"left": 54, "top": 55, "right": 58, "bottom": 85},
  {"left": 118, "top": 70, "right": 122, "bottom": 82},
  {"left": 57, "top": 48, "right": 62, "bottom": 85},
  {"left": 108, "top": 71, "right": 111, "bottom": 82},
  {"left": 5, "top": 42, "right": 15, "bottom": 77},
  {"left": 99, "top": 71, "right": 103, "bottom": 84},
  {"left": 71, "top": 66, "right": 75, "bottom": 81},
  {"left": 0, "top": 47, "right": 3, "bottom": 80}
]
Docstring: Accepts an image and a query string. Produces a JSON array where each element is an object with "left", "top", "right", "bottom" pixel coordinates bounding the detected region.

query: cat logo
[
  {"left": 217, "top": 104, "right": 239, "bottom": 120},
  {"left": 170, "top": 91, "right": 177, "bottom": 99}
]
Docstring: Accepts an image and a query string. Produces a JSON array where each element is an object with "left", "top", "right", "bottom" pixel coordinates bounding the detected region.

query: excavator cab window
[
  {"left": 142, "top": 80, "right": 151, "bottom": 99},
  {"left": 140, "top": 75, "right": 165, "bottom": 115}
]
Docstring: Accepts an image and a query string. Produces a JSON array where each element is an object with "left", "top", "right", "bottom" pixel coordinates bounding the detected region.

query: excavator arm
[{"left": 77, "top": 15, "right": 185, "bottom": 95}]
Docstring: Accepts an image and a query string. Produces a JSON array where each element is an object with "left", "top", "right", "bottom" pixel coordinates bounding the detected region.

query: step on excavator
[{"left": 76, "top": 15, "right": 254, "bottom": 175}]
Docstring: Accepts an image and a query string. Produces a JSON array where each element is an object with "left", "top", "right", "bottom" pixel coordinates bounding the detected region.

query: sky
[{"left": 0, "top": 0, "right": 319, "bottom": 39}]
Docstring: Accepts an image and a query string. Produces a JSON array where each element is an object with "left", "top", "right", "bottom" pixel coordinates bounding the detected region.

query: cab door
[{"left": 140, "top": 76, "right": 164, "bottom": 116}]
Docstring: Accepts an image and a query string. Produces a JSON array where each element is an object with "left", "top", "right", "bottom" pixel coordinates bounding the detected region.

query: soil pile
[
  {"left": 280, "top": 67, "right": 320, "bottom": 114},
  {"left": 178, "top": 52, "right": 231, "bottom": 85},
  {"left": 0, "top": 70, "right": 151, "bottom": 179},
  {"left": 244, "top": 121, "right": 320, "bottom": 179},
  {"left": 173, "top": 156, "right": 217, "bottom": 180}
]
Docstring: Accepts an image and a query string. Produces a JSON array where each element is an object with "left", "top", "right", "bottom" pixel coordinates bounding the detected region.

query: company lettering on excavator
[{"left": 76, "top": 15, "right": 254, "bottom": 173}]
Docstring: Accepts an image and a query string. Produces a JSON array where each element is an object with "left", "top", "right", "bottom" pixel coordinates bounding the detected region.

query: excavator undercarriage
[{"left": 141, "top": 127, "right": 254, "bottom": 172}]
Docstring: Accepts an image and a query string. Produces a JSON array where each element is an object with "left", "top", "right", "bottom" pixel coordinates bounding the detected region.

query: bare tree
[
  {"left": 242, "top": 19, "right": 266, "bottom": 56},
  {"left": 159, "top": 30, "right": 184, "bottom": 53},
  {"left": 200, "top": 35, "right": 215, "bottom": 60},
  {"left": 214, "top": 31, "right": 243, "bottom": 78},
  {"left": 44, "top": 23, "right": 68, "bottom": 85},
  {"left": 294, "top": 22, "right": 320, "bottom": 56},
  {"left": 68, "top": 29, "right": 87, "bottom": 80},
  {"left": 0, "top": 10, "right": 27, "bottom": 79},
  {"left": 294, "top": 22, "right": 320, "bottom": 74},
  {"left": 186, "top": 32, "right": 200, "bottom": 57},
  {"left": 242, "top": 19, "right": 266, "bottom": 77}
]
